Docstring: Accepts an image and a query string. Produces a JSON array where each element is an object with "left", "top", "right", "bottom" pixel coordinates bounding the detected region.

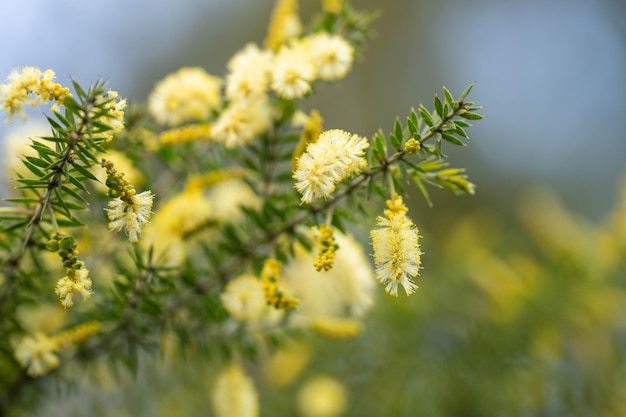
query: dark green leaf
[
  {"left": 418, "top": 105, "right": 434, "bottom": 127},
  {"left": 460, "top": 112, "right": 485, "bottom": 120},
  {"left": 443, "top": 86, "right": 454, "bottom": 105},
  {"left": 441, "top": 133, "right": 466, "bottom": 146},
  {"left": 434, "top": 94, "right": 443, "bottom": 118},
  {"left": 70, "top": 162, "right": 98, "bottom": 180}
]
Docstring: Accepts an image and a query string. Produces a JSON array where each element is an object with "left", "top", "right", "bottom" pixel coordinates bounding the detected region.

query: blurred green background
[{"left": 2, "top": 0, "right": 626, "bottom": 416}]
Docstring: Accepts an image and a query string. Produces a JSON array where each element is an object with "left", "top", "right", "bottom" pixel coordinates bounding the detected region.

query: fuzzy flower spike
[
  {"left": 102, "top": 159, "right": 154, "bottom": 242},
  {"left": 370, "top": 193, "right": 422, "bottom": 296},
  {"left": 294, "top": 129, "right": 369, "bottom": 204}
]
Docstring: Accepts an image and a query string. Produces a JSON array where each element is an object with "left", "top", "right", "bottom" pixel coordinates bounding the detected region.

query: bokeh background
[{"left": 2, "top": 1, "right": 626, "bottom": 416}]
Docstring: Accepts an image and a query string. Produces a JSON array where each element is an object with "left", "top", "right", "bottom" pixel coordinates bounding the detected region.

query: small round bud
[
  {"left": 58, "top": 249, "right": 69, "bottom": 259},
  {"left": 59, "top": 236, "right": 76, "bottom": 250},
  {"left": 45, "top": 239, "right": 60, "bottom": 252}
]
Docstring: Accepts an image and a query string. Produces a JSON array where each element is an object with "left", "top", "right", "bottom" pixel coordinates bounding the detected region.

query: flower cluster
[
  {"left": 261, "top": 258, "right": 299, "bottom": 310},
  {"left": 294, "top": 129, "right": 369, "bottom": 203},
  {"left": 370, "top": 193, "right": 422, "bottom": 296},
  {"left": 102, "top": 159, "right": 154, "bottom": 242},
  {"left": 0, "top": 66, "right": 71, "bottom": 122},
  {"left": 46, "top": 235, "right": 93, "bottom": 308}
]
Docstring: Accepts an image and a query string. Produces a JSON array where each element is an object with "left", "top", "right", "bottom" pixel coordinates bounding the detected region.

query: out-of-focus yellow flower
[
  {"left": 220, "top": 274, "right": 267, "bottom": 322},
  {"left": 211, "top": 96, "right": 273, "bottom": 148},
  {"left": 14, "top": 332, "right": 60, "bottom": 377},
  {"left": 212, "top": 363, "right": 259, "bottom": 417},
  {"left": 262, "top": 340, "right": 312, "bottom": 387},
  {"left": 0, "top": 66, "right": 71, "bottom": 122},
  {"left": 282, "top": 228, "right": 375, "bottom": 323},
  {"left": 148, "top": 67, "right": 222, "bottom": 127},
  {"left": 264, "top": 0, "right": 301, "bottom": 50},
  {"left": 305, "top": 33, "right": 354, "bottom": 81},
  {"left": 271, "top": 42, "right": 315, "bottom": 99},
  {"left": 297, "top": 375, "right": 348, "bottom": 417}
]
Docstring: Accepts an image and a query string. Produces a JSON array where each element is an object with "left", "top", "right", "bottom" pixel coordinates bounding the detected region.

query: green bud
[
  {"left": 108, "top": 189, "right": 119, "bottom": 198},
  {"left": 59, "top": 236, "right": 76, "bottom": 250},
  {"left": 106, "top": 177, "right": 119, "bottom": 189},
  {"left": 45, "top": 239, "right": 60, "bottom": 252},
  {"left": 58, "top": 249, "right": 69, "bottom": 259}
]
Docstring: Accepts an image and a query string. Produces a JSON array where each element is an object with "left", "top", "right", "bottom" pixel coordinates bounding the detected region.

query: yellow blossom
[
  {"left": 370, "top": 193, "right": 422, "bottom": 296},
  {"left": 292, "top": 109, "right": 324, "bottom": 170},
  {"left": 142, "top": 188, "right": 212, "bottom": 265},
  {"left": 159, "top": 123, "right": 213, "bottom": 145},
  {"left": 220, "top": 274, "right": 267, "bottom": 321},
  {"left": 306, "top": 33, "right": 354, "bottom": 81},
  {"left": 148, "top": 67, "right": 222, "bottom": 126},
  {"left": 226, "top": 43, "right": 274, "bottom": 102},
  {"left": 282, "top": 229, "right": 375, "bottom": 320},
  {"left": 55, "top": 267, "right": 92, "bottom": 308},
  {"left": 313, "top": 224, "right": 337, "bottom": 271},
  {"left": 294, "top": 129, "right": 369, "bottom": 203},
  {"left": 105, "top": 190, "right": 155, "bottom": 243},
  {"left": 211, "top": 96, "right": 273, "bottom": 147},
  {"left": 264, "top": 0, "right": 302, "bottom": 50},
  {"left": 212, "top": 363, "right": 259, "bottom": 417},
  {"left": 262, "top": 340, "right": 312, "bottom": 387},
  {"left": 262, "top": 258, "right": 299, "bottom": 310},
  {"left": 297, "top": 375, "right": 348, "bottom": 417},
  {"left": 271, "top": 42, "right": 315, "bottom": 99},
  {"left": 322, "top": 0, "right": 342, "bottom": 14},
  {"left": 311, "top": 316, "right": 363, "bottom": 338},
  {"left": 0, "top": 66, "right": 71, "bottom": 122},
  {"left": 14, "top": 332, "right": 60, "bottom": 377}
]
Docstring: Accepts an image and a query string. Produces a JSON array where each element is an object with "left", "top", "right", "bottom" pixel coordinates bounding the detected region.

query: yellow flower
[
  {"left": 282, "top": 229, "right": 375, "bottom": 321},
  {"left": 226, "top": 43, "right": 274, "bottom": 102},
  {"left": 106, "top": 190, "right": 155, "bottom": 242},
  {"left": 370, "top": 193, "right": 421, "bottom": 296},
  {"left": 55, "top": 267, "right": 93, "bottom": 308},
  {"left": 212, "top": 363, "right": 259, "bottom": 417},
  {"left": 220, "top": 274, "right": 267, "bottom": 321},
  {"left": 322, "top": 0, "right": 342, "bottom": 14},
  {"left": 211, "top": 96, "right": 273, "bottom": 147},
  {"left": 271, "top": 42, "right": 315, "bottom": 99},
  {"left": 14, "top": 332, "right": 60, "bottom": 377},
  {"left": 0, "top": 66, "right": 71, "bottom": 122},
  {"left": 148, "top": 67, "right": 222, "bottom": 126},
  {"left": 142, "top": 188, "right": 212, "bottom": 264},
  {"left": 306, "top": 33, "right": 354, "bottom": 81},
  {"left": 264, "top": 0, "right": 302, "bottom": 50},
  {"left": 297, "top": 375, "right": 348, "bottom": 417},
  {"left": 294, "top": 129, "right": 369, "bottom": 203}
]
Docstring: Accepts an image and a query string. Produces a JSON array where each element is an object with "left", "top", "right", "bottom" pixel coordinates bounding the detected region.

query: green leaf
[
  {"left": 372, "top": 131, "right": 386, "bottom": 159},
  {"left": 61, "top": 185, "right": 87, "bottom": 204},
  {"left": 70, "top": 162, "right": 98, "bottom": 181},
  {"left": 394, "top": 117, "right": 403, "bottom": 142},
  {"left": 20, "top": 159, "right": 44, "bottom": 177},
  {"left": 443, "top": 86, "right": 454, "bottom": 105},
  {"left": 24, "top": 156, "right": 50, "bottom": 169},
  {"left": 441, "top": 132, "right": 466, "bottom": 146},
  {"left": 411, "top": 174, "right": 433, "bottom": 207},
  {"left": 459, "top": 82, "right": 475, "bottom": 102},
  {"left": 433, "top": 94, "right": 443, "bottom": 118},
  {"left": 418, "top": 105, "right": 434, "bottom": 127},
  {"left": 460, "top": 112, "right": 485, "bottom": 120}
]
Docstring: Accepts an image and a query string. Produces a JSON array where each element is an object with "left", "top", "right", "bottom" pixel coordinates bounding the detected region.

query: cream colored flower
[
  {"left": 14, "top": 332, "right": 60, "bottom": 377},
  {"left": 294, "top": 129, "right": 369, "bottom": 203},
  {"left": 106, "top": 190, "right": 154, "bottom": 242},
  {"left": 211, "top": 97, "right": 273, "bottom": 147},
  {"left": 226, "top": 43, "right": 274, "bottom": 102},
  {"left": 212, "top": 363, "right": 259, "bottom": 417},
  {"left": 282, "top": 228, "right": 375, "bottom": 322},
  {"left": 142, "top": 188, "right": 211, "bottom": 264},
  {"left": 54, "top": 267, "right": 93, "bottom": 308},
  {"left": 220, "top": 274, "right": 267, "bottom": 321},
  {"left": 370, "top": 193, "right": 421, "bottom": 296},
  {"left": 270, "top": 43, "right": 315, "bottom": 99},
  {"left": 0, "top": 66, "right": 71, "bottom": 122},
  {"left": 148, "top": 67, "right": 222, "bottom": 126},
  {"left": 264, "top": 0, "right": 302, "bottom": 50},
  {"left": 297, "top": 375, "right": 348, "bottom": 417},
  {"left": 306, "top": 33, "right": 354, "bottom": 81}
]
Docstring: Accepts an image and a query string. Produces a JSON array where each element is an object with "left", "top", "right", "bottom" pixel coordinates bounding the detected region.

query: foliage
[{"left": 0, "top": 1, "right": 487, "bottom": 416}]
